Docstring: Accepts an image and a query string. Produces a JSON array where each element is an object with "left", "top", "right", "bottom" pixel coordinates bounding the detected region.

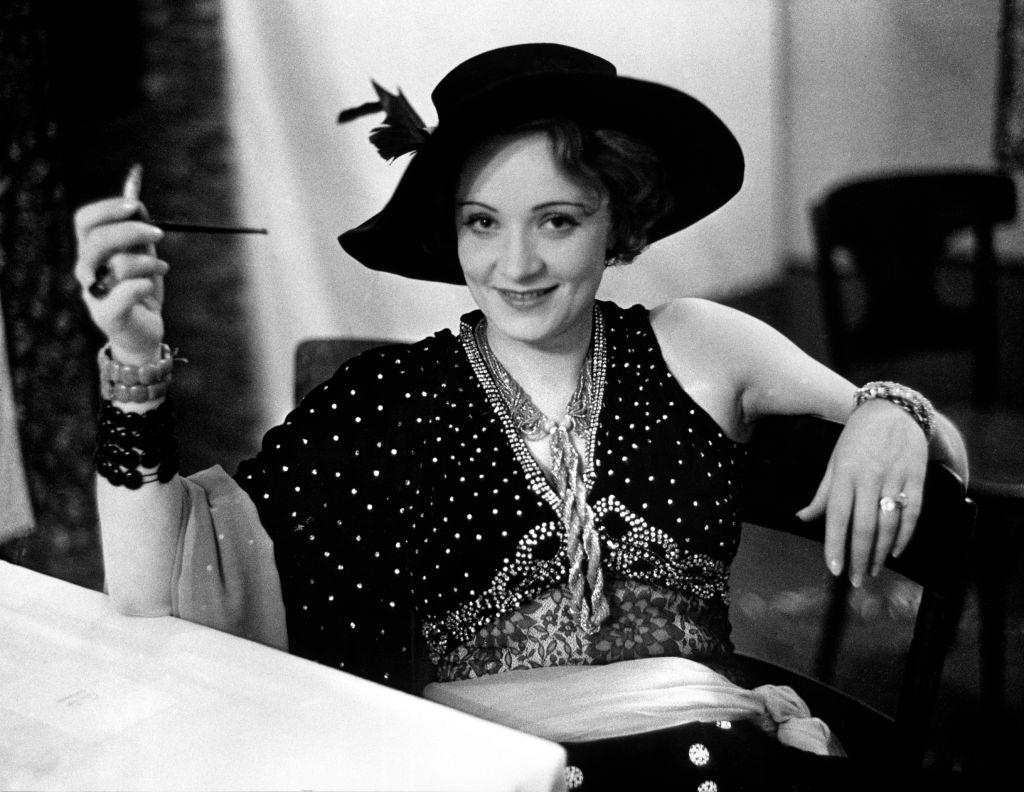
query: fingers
[
  {"left": 796, "top": 460, "right": 831, "bottom": 523},
  {"left": 846, "top": 475, "right": 887, "bottom": 587},
  {"left": 822, "top": 466, "right": 852, "bottom": 579},
  {"left": 73, "top": 196, "right": 167, "bottom": 360},
  {"left": 893, "top": 474, "right": 924, "bottom": 558},
  {"left": 870, "top": 477, "right": 904, "bottom": 577},
  {"left": 91, "top": 277, "right": 159, "bottom": 320},
  {"left": 811, "top": 404, "right": 930, "bottom": 585},
  {"left": 800, "top": 460, "right": 849, "bottom": 576},
  {"left": 75, "top": 220, "right": 164, "bottom": 286},
  {"left": 80, "top": 254, "right": 169, "bottom": 300},
  {"left": 73, "top": 197, "right": 147, "bottom": 245},
  {"left": 832, "top": 476, "right": 925, "bottom": 585},
  {"left": 106, "top": 252, "right": 169, "bottom": 283},
  {"left": 74, "top": 195, "right": 162, "bottom": 297},
  {"left": 818, "top": 461, "right": 894, "bottom": 586}
]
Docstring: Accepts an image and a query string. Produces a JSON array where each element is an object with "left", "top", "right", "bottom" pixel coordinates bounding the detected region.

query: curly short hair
[{"left": 514, "top": 118, "right": 675, "bottom": 264}]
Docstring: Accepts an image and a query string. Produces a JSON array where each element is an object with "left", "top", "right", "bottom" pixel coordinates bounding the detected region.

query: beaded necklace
[
  {"left": 474, "top": 321, "right": 594, "bottom": 443},
  {"left": 469, "top": 307, "right": 610, "bottom": 631}
]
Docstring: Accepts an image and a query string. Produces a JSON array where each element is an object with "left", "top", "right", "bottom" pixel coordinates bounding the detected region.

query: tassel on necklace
[{"left": 475, "top": 319, "right": 609, "bottom": 631}]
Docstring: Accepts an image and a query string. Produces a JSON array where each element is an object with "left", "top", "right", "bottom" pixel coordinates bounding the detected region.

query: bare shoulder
[
  {"left": 649, "top": 297, "right": 853, "bottom": 430},
  {"left": 649, "top": 297, "right": 775, "bottom": 383},
  {"left": 650, "top": 297, "right": 773, "bottom": 345}
]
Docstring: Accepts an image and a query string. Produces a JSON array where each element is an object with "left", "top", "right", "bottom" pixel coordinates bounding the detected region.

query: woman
[{"left": 75, "top": 44, "right": 966, "bottom": 789}]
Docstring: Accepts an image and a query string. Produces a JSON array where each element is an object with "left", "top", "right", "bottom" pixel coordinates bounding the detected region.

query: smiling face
[{"left": 455, "top": 131, "right": 612, "bottom": 354}]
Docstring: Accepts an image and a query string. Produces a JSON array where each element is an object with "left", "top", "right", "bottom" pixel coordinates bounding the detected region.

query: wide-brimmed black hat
[{"left": 338, "top": 43, "right": 744, "bottom": 284}]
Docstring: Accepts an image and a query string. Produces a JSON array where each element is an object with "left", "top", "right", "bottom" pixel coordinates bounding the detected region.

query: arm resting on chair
[{"left": 651, "top": 297, "right": 967, "bottom": 585}]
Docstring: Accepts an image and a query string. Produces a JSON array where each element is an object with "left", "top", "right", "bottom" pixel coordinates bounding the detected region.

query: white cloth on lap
[{"left": 425, "top": 656, "right": 841, "bottom": 756}]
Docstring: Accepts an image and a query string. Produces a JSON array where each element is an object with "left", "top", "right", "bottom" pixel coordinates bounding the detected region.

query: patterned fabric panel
[{"left": 437, "top": 579, "right": 732, "bottom": 681}]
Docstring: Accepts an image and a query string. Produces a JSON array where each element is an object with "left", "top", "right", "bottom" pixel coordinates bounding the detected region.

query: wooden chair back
[{"left": 811, "top": 169, "right": 1016, "bottom": 407}]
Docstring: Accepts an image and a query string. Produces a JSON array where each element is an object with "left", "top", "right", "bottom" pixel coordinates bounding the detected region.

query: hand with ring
[
  {"left": 878, "top": 492, "right": 909, "bottom": 514},
  {"left": 73, "top": 196, "right": 168, "bottom": 366},
  {"left": 796, "top": 399, "right": 928, "bottom": 586}
]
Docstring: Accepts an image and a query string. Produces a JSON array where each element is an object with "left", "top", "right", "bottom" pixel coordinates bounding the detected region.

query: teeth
[{"left": 502, "top": 288, "right": 551, "bottom": 299}]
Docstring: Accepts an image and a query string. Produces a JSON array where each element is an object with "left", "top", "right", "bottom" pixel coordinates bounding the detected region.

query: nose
[{"left": 498, "top": 229, "right": 544, "bottom": 282}]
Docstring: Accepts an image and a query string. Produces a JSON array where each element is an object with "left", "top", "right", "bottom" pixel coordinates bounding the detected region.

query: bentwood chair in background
[
  {"left": 810, "top": 169, "right": 1024, "bottom": 787},
  {"left": 294, "top": 339, "right": 975, "bottom": 780},
  {"left": 294, "top": 337, "right": 393, "bottom": 405},
  {"left": 811, "top": 169, "right": 1017, "bottom": 409}
]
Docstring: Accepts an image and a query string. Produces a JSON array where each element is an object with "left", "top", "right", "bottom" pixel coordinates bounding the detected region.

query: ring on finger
[
  {"left": 88, "top": 263, "right": 117, "bottom": 299},
  {"left": 878, "top": 492, "right": 909, "bottom": 513}
]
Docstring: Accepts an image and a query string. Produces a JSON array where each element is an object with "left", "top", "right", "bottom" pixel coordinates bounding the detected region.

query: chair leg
[
  {"left": 975, "top": 505, "right": 1009, "bottom": 791},
  {"left": 813, "top": 574, "right": 851, "bottom": 684}
]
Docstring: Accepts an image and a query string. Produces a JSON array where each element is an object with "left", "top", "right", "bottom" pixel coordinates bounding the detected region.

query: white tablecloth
[{"left": 0, "top": 561, "right": 565, "bottom": 791}]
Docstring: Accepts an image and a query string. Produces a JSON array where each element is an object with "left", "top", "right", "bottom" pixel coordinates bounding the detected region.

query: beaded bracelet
[
  {"left": 95, "top": 398, "right": 179, "bottom": 489},
  {"left": 97, "top": 343, "right": 174, "bottom": 402},
  {"left": 853, "top": 380, "right": 935, "bottom": 441}
]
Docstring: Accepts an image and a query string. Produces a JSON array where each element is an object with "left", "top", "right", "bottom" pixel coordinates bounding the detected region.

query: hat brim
[{"left": 339, "top": 72, "right": 744, "bottom": 284}]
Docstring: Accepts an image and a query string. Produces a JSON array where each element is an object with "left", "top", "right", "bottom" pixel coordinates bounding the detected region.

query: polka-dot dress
[{"left": 235, "top": 301, "right": 747, "bottom": 690}]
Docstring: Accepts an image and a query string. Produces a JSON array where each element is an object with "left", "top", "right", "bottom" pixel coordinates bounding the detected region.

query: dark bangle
[
  {"left": 95, "top": 398, "right": 179, "bottom": 489},
  {"left": 853, "top": 380, "right": 935, "bottom": 441}
]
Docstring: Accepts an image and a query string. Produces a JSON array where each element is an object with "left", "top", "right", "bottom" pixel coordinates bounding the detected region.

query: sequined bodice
[{"left": 235, "top": 301, "right": 747, "bottom": 689}]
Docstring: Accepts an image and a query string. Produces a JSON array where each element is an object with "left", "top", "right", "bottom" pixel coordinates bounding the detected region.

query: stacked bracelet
[
  {"left": 98, "top": 343, "right": 174, "bottom": 402},
  {"left": 95, "top": 398, "right": 179, "bottom": 489},
  {"left": 853, "top": 380, "right": 935, "bottom": 441}
]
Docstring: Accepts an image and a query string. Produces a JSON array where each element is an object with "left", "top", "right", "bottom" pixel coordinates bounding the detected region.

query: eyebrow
[{"left": 456, "top": 200, "right": 597, "bottom": 212}]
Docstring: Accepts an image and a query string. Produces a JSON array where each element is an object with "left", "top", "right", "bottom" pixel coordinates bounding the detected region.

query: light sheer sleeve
[{"left": 170, "top": 465, "right": 288, "bottom": 652}]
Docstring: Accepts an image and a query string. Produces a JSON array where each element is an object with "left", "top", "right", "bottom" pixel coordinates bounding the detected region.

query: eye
[
  {"left": 462, "top": 213, "right": 497, "bottom": 232},
  {"left": 541, "top": 213, "right": 580, "bottom": 232}
]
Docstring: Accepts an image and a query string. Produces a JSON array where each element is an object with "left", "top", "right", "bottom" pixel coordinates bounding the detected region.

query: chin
[{"left": 482, "top": 296, "right": 589, "bottom": 350}]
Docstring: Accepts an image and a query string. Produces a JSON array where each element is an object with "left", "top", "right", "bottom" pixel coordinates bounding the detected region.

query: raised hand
[{"left": 74, "top": 197, "right": 168, "bottom": 366}]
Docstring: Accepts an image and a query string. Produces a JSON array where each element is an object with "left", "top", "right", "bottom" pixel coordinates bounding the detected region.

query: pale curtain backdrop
[
  {"left": 221, "top": 0, "right": 782, "bottom": 426},
  {"left": 0, "top": 293, "right": 34, "bottom": 542}
]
